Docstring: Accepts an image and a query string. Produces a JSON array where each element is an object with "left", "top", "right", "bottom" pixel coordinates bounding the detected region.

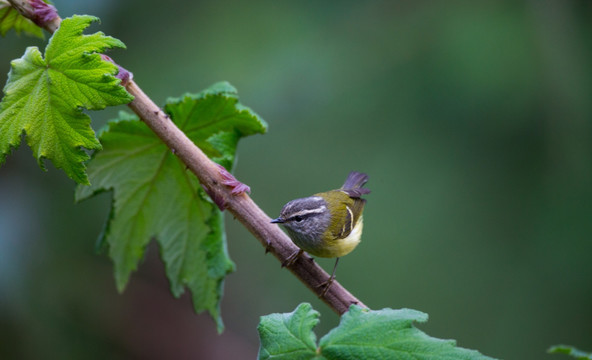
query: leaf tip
[
  {"left": 115, "top": 273, "right": 129, "bottom": 294},
  {"left": 215, "top": 315, "right": 225, "bottom": 334},
  {"left": 208, "top": 81, "right": 238, "bottom": 96}
]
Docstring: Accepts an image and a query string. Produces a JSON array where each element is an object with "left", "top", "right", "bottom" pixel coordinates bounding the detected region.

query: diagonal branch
[{"left": 7, "top": 0, "right": 366, "bottom": 315}]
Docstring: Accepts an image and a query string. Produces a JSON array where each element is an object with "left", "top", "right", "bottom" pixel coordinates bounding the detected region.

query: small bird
[{"left": 271, "top": 171, "right": 370, "bottom": 295}]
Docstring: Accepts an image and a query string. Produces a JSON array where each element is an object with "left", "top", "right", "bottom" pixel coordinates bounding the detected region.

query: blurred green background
[{"left": 1, "top": 0, "right": 591, "bottom": 359}]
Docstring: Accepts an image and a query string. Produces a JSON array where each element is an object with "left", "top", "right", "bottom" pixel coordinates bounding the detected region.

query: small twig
[{"left": 7, "top": 0, "right": 366, "bottom": 315}]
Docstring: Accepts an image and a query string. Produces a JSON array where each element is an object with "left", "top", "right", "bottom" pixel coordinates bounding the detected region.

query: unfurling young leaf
[
  {"left": 0, "top": 15, "right": 133, "bottom": 184},
  {"left": 76, "top": 82, "right": 267, "bottom": 332},
  {"left": 0, "top": 0, "right": 44, "bottom": 38},
  {"left": 258, "top": 303, "right": 498, "bottom": 360}
]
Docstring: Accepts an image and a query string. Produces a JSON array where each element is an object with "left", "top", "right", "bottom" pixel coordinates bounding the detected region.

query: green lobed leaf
[
  {"left": 549, "top": 345, "right": 592, "bottom": 360},
  {"left": 258, "top": 303, "right": 323, "bottom": 360},
  {"left": 75, "top": 82, "right": 267, "bottom": 332},
  {"left": 0, "top": 0, "right": 44, "bottom": 38},
  {"left": 258, "top": 304, "right": 498, "bottom": 360},
  {"left": 0, "top": 15, "right": 133, "bottom": 184}
]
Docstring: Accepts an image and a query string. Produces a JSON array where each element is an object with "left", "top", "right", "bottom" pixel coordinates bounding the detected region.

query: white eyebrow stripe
[{"left": 290, "top": 206, "right": 327, "bottom": 218}]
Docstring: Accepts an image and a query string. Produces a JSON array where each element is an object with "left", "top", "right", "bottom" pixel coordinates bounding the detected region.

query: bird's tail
[{"left": 341, "top": 171, "right": 370, "bottom": 197}]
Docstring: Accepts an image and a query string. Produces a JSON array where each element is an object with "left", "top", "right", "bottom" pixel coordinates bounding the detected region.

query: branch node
[
  {"left": 201, "top": 184, "right": 227, "bottom": 211},
  {"left": 216, "top": 163, "right": 251, "bottom": 195},
  {"left": 281, "top": 249, "right": 303, "bottom": 268},
  {"left": 100, "top": 54, "right": 133, "bottom": 86}
]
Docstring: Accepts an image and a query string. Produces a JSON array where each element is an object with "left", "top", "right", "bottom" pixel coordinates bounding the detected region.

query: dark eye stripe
[{"left": 289, "top": 212, "right": 322, "bottom": 222}]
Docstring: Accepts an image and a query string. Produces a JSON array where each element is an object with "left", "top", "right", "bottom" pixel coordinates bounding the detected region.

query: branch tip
[{"left": 29, "top": 0, "right": 58, "bottom": 26}]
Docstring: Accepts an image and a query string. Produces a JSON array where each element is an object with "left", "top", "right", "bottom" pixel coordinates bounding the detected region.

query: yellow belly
[{"left": 309, "top": 217, "right": 363, "bottom": 258}]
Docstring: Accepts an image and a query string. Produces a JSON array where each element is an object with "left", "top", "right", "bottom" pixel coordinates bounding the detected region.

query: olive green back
[{"left": 316, "top": 190, "right": 366, "bottom": 240}]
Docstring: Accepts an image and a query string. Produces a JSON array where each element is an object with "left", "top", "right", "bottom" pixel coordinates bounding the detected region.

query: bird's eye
[{"left": 293, "top": 216, "right": 303, "bottom": 222}]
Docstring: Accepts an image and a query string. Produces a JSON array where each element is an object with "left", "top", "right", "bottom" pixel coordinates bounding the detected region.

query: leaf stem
[{"left": 8, "top": 0, "right": 366, "bottom": 315}]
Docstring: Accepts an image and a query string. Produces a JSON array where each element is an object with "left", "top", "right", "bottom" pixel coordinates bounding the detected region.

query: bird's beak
[{"left": 270, "top": 217, "right": 284, "bottom": 224}]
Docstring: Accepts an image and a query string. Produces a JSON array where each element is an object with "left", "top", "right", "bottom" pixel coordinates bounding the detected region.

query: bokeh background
[{"left": 1, "top": 0, "right": 591, "bottom": 359}]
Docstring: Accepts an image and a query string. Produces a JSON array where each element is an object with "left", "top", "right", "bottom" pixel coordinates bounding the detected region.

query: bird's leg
[
  {"left": 282, "top": 249, "right": 304, "bottom": 268},
  {"left": 318, "top": 257, "right": 340, "bottom": 297}
]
